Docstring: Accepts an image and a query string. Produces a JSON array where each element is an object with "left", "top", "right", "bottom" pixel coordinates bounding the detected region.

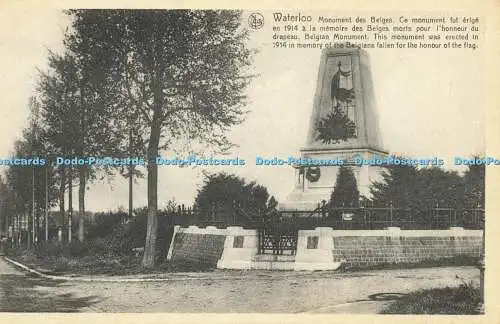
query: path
[{"left": 0, "top": 257, "right": 479, "bottom": 313}]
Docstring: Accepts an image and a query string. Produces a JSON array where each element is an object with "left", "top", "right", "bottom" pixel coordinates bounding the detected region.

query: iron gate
[{"left": 257, "top": 212, "right": 298, "bottom": 255}]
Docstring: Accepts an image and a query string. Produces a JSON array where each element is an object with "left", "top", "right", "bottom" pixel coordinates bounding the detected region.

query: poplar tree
[
  {"left": 66, "top": 10, "right": 254, "bottom": 267},
  {"left": 37, "top": 43, "right": 122, "bottom": 242}
]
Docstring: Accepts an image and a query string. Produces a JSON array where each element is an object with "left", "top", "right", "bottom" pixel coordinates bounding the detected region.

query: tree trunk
[
  {"left": 68, "top": 167, "right": 73, "bottom": 244},
  {"left": 35, "top": 206, "right": 40, "bottom": 244},
  {"left": 78, "top": 84, "right": 86, "bottom": 242},
  {"left": 142, "top": 123, "right": 161, "bottom": 268},
  {"left": 129, "top": 165, "right": 133, "bottom": 218},
  {"left": 45, "top": 166, "right": 49, "bottom": 242},
  {"left": 128, "top": 126, "right": 133, "bottom": 219},
  {"left": 59, "top": 168, "right": 66, "bottom": 243},
  {"left": 30, "top": 167, "right": 35, "bottom": 247},
  {"left": 78, "top": 166, "right": 85, "bottom": 242}
]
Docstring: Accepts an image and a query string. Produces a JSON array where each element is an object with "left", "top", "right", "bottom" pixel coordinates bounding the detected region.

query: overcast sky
[{"left": 0, "top": 9, "right": 485, "bottom": 211}]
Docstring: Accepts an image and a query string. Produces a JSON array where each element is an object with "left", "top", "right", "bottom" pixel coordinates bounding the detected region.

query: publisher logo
[{"left": 248, "top": 13, "right": 264, "bottom": 30}]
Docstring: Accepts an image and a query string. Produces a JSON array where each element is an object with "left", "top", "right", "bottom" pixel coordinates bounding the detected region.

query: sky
[{"left": 0, "top": 9, "right": 485, "bottom": 212}]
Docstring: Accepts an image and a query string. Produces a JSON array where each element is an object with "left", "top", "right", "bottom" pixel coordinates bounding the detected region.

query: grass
[
  {"left": 337, "top": 255, "right": 479, "bottom": 272},
  {"left": 15, "top": 254, "right": 150, "bottom": 276},
  {"left": 6, "top": 246, "right": 215, "bottom": 276},
  {"left": 380, "top": 282, "right": 482, "bottom": 314}
]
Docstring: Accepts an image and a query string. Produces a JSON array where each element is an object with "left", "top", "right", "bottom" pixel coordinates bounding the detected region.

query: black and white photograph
[{"left": 0, "top": 4, "right": 495, "bottom": 317}]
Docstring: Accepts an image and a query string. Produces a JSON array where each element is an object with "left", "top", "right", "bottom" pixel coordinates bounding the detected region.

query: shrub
[
  {"left": 86, "top": 211, "right": 127, "bottom": 239},
  {"left": 33, "top": 240, "right": 68, "bottom": 258},
  {"left": 69, "top": 240, "right": 90, "bottom": 256}
]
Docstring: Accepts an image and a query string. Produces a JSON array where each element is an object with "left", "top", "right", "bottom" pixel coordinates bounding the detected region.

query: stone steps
[
  {"left": 253, "top": 254, "right": 296, "bottom": 262},
  {"left": 250, "top": 254, "right": 296, "bottom": 270}
]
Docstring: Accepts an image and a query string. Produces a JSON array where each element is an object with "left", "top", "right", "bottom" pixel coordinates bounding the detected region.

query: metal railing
[{"left": 162, "top": 204, "right": 484, "bottom": 230}]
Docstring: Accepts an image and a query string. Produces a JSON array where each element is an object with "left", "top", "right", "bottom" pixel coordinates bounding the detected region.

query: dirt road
[{"left": 0, "top": 258, "right": 479, "bottom": 313}]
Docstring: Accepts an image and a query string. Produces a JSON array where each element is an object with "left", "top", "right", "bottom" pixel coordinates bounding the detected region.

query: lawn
[{"left": 380, "top": 283, "right": 482, "bottom": 314}]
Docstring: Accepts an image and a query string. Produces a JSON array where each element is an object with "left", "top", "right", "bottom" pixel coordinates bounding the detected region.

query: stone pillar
[
  {"left": 280, "top": 47, "right": 389, "bottom": 211},
  {"left": 217, "top": 226, "right": 258, "bottom": 270},
  {"left": 294, "top": 227, "right": 341, "bottom": 271}
]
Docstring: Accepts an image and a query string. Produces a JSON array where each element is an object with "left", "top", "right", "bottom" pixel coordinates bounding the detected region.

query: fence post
[{"left": 361, "top": 204, "right": 366, "bottom": 228}]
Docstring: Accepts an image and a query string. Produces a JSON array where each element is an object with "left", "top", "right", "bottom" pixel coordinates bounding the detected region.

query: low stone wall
[
  {"left": 166, "top": 225, "right": 482, "bottom": 271},
  {"left": 330, "top": 228, "right": 482, "bottom": 266},
  {"left": 167, "top": 226, "right": 227, "bottom": 269}
]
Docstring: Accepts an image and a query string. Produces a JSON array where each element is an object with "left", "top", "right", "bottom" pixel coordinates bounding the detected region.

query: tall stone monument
[{"left": 280, "top": 46, "right": 388, "bottom": 211}]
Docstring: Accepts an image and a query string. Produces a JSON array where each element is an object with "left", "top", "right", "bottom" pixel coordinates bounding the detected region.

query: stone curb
[{"left": 1, "top": 256, "right": 238, "bottom": 283}]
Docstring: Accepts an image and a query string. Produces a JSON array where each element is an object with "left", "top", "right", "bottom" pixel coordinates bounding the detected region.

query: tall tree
[
  {"left": 196, "top": 173, "right": 269, "bottom": 208},
  {"left": 329, "top": 166, "right": 359, "bottom": 211},
  {"left": 63, "top": 26, "right": 127, "bottom": 242},
  {"left": 369, "top": 163, "right": 419, "bottom": 207},
  {"left": 195, "top": 172, "right": 273, "bottom": 222},
  {"left": 37, "top": 53, "right": 79, "bottom": 242},
  {"left": 0, "top": 175, "right": 7, "bottom": 235},
  {"left": 4, "top": 127, "right": 54, "bottom": 244},
  {"left": 66, "top": 10, "right": 254, "bottom": 267},
  {"left": 462, "top": 160, "right": 485, "bottom": 208},
  {"left": 414, "top": 167, "right": 463, "bottom": 209},
  {"left": 37, "top": 44, "right": 122, "bottom": 242},
  {"left": 369, "top": 161, "right": 470, "bottom": 225}
]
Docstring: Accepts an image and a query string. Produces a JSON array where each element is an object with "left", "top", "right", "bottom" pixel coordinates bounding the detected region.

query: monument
[{"left": 280, "top": 46, "right": 388, "bottom": 211}]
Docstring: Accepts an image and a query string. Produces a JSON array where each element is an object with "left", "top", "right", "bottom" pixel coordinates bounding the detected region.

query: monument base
[
  {"left": 279, "top": 147, "right": 388, "bottom": 212},
  {"left": 279, "top": 47, "right": 390, "bottom": 212}
]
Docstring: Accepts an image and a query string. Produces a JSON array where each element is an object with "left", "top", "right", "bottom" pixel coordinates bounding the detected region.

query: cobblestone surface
[{"left": 0, "top": 258, "right": 479, "bottom": 313}]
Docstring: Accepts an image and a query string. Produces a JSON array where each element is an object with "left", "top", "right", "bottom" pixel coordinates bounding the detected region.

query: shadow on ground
[{"left": 0, "top": 273, "right": 101, "bottom": 312}]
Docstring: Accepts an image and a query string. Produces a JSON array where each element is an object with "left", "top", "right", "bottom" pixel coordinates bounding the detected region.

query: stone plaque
[
  {"left": 307, "top": 236, "right": 319, "bottom": 249},
  {"left": 233, "top": 236, "right": 244, "bottom": 248}
]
